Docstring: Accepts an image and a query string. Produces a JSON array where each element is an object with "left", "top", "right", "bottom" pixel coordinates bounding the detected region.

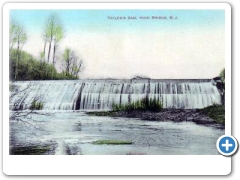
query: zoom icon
[{"left": 217, "top": 135, "right": 238, "bottom": 156}]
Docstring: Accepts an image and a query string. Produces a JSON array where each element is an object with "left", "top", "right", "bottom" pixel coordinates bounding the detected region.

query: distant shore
[{"left": 86, "top": 107, "right": 225, "bottom": 129}]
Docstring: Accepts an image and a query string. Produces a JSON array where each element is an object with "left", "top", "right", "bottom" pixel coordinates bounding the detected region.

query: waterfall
[{"left": 10, "top": 79, "right": 222, "bottom": 110}]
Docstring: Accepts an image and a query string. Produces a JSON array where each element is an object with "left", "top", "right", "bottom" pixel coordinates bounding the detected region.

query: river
[{"left": 9, "top": 111, "right": 224, "bottom": 155}]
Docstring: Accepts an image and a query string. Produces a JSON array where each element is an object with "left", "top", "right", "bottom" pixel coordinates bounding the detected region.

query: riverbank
[{"left": 86, "top": 105, "right": 225, "bottom": 129}]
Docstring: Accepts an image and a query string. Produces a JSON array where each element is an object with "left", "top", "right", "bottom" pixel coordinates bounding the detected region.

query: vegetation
[
  {"left": 219, "top": 68, "right": 225, "bottom": 104},
  {"left": 42, "top": 14, "right": 64, "bottom": 64},
  {"left": 86, "top": 111, "right": 117, "bottom": 116},
  {"left": 199, "top": 105, "right": 225, "bottom": 124},
  {"left": 10, "top": 20, "right": 28, "bottom": 80},
  {"left": 9, "top": 49, "right": 78, "bottom": 80},
  {"left": 92, "top": 140, "right": 132, "bottom": 145},
  {"left": 9, "top": 15, "right": 84, "bottom": 81},
  {"left": 30, "top": 99, "right": 44, "bottom": 110},
  {"left": 62, "top": 48, "right": 83, "bottom": 78},
  {"left": 10, "top": 145, "right": 52, "bottom": 155},
  {"left": 112, "top": 96, "right": 163, "bottom": 112},
  {"left": 87, "top": 97, "right": 163, "bottom": 117},
  {"left": 220, "top": 68, "right": 225, "bottom": 86}
]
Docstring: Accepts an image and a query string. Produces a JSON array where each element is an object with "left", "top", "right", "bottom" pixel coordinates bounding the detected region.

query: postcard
[{"left": 3, "top": 2, "right": 233, "bottom": 175}]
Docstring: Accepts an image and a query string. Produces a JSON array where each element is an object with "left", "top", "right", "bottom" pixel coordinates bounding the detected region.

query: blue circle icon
[{"left": 216, "top": 135, "right": 238, "bottom": 156}]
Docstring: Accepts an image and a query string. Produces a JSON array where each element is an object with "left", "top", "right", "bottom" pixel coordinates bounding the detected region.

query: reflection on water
[{"left": 10, "top": 111, "right": 224, "bottom": 155}]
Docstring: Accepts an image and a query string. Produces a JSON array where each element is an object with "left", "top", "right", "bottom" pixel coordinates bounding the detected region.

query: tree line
[{"left": 9, "top": 14, "right": 83, "bottom": 81}]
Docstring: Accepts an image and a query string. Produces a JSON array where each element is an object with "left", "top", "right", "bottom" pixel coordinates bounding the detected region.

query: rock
[{"left": 88, "top": 108, "right": 224, "bottom": 128}]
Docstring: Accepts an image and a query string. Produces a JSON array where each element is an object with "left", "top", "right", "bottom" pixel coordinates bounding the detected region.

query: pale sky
[{"left": 10, "top": 10, "right": 225, "bottom": 79}]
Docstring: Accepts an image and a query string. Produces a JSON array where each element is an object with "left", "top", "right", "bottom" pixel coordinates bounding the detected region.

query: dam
[{"left": 10, "top": 79, "right": 222, "bottom": 110}]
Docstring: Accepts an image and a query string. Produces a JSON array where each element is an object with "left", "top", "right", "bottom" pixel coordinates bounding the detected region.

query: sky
[{"left": 10, "top": 9, "right": 225, "bottom": 79}]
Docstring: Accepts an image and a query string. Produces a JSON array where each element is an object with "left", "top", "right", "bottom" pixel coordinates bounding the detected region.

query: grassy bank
[
  {"left": 86, "top": 102, "right": 225, "bottom": 126},
  {"left": 87, "top": 111, "right": 118, "bottom": 116},
  {"left": 92, "top": 140, "right": 132, "bottom": 145},
  {"left": 199, "top": 105, "right": 225, "bottom": 124},
  {"left": 10, "top": 49, "right": 78, "bottom": 81},
  {"left": 112, "top": 97, "right": 163, "bottom": 112}
]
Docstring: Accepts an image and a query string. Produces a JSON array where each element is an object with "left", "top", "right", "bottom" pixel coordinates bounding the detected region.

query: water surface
[{"left": 10, "top": 111, "right": 224, "bottom": 155}]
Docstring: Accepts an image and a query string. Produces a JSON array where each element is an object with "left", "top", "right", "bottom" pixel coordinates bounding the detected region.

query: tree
[
  {"left": 220, "top": 68, "right": 225, "bottom": 85},
  {"left": 71, "top": 58, "right": 83, "bottom": 78},
  {"left": 62, "top": 48, "right": 83, "bottom": 78},
  {"left": 9, "top": 83, "right": 53, "bottom": 155},
  {"left": 9, "top": 83, "right": 47, "bottom": 125},
  {"left": 9, "top": 20, "right": 17, "bottom": 51},
  {"left": 53, "top": 25, "right": 64, "bottom": 65},
  {"left": 9, "top": 20, "right": 27, "bottom": 80},
  {"left": 43, "top": 14, "right": 64, "bottom": 64},
  {"left": 42, "top": 32, "right": 48, "bottom": 62},
  {"left": 219, "top": 68, "right": 225, "bottom": 104},
  {"left": 10, "top": 49, "right": 81, "bottom": 81},
  {"left": 63, "top": 48, "right": 72, "bottom": 76}
]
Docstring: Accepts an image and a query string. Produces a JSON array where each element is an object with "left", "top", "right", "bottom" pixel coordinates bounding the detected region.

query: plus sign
[{"left": 222, "top": 139, "right": 233, "bottom": 151}]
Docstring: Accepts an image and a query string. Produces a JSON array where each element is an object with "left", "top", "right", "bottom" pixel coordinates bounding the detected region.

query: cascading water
[{"left": 10, "top": 79, "right": 222, "bottom": 110}]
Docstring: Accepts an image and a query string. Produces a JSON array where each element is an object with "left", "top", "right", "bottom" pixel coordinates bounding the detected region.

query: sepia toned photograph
[{"left": 9, "top": 7, "right": 226, "bottom": 155}]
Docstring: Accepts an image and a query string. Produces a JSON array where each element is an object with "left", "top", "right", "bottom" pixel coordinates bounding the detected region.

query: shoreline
[{"left": 86, "top": 108, "right": 225, "bottom": 129}]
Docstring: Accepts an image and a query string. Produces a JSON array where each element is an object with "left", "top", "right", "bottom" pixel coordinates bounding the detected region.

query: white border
[{"left": 3, "top": 3, "right": 231, "bottom": 175}]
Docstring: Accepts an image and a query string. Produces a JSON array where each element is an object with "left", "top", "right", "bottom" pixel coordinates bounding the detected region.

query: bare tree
[
  {"left": 9, "top": 83, "right": 51, "bottom": 130},
  {"left": 71, "top": 58, "right": 84, "bottom": 78},
  {"left": 9, "top": 83, "right": 54, "bottom": 155}
]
